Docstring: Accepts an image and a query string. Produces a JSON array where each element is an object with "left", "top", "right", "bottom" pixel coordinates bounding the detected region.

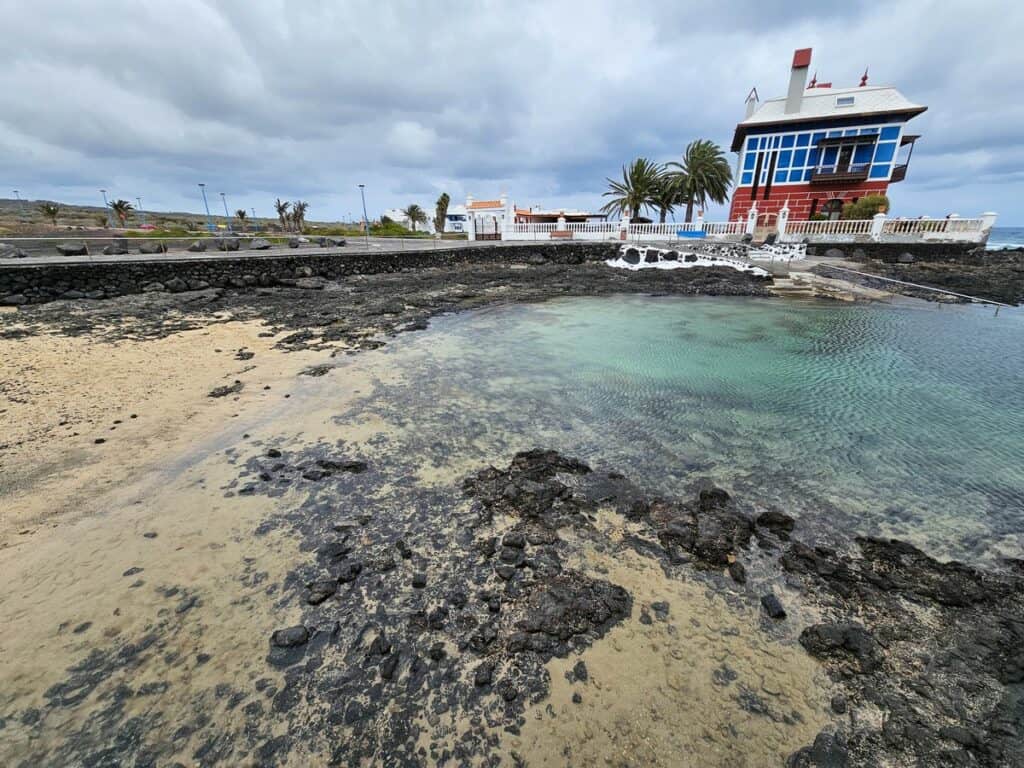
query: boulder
[
  {"left": 102, "top": 239, "right": 130, "bottom": 255},
  {"left": 249, "top": 237, "right": 272, "bottom": 250},
  {"left": 187, "top": 240, "right": 208, "bottom": 252},
  {"left": 0, "top": 243, "right": 29, "bottom": 259},
  {"left": 56, "top": 242, "right": 88, "bottom": 256},
  {"left": 823, "top": 248, "right": 846, "bottom": 259},
  {"left": 164, "top": 277, "right": 188, "bottom": 293},
  {"left": 3, "top": 294, "right": 28, "bottom": 305},
  {"left": 270, "top": 626, "right": 310, "bottom": 648},
  {"left": 138, "top": 241, "right": 167, "bottom": 254},
  {"left": 288, "top": 237, "right": 301, "bottom": 249},
  {"left": 897, "top": 252, "right": 915, "bottom": 263},
  {"left": 799, "top": 622, "right": 882, "bottom": 674},
  {"left": 318, "top": 236, "right": 346, "bottom": 248},
  {"left": 216, "top": 237, "right": 240, "bottom": 252}
]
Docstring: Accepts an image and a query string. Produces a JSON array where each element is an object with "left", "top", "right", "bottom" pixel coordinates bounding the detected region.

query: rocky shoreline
[
  {"left": 3, "top": 257, "right": 771, "bottom": 351},
  {"left": 13, "top": 446, "right": 1019, "bottom": 766},
  {"left": 812, "top": 247, "right": 1024, "bottom": 306}
]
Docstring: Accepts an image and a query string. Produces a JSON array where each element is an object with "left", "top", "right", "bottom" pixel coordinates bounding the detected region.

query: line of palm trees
[
  {"left": 601, "top": 139, "right": 733, "bottom": 223},
  {"left": 273, "top": 198, "right": 310, "bottom": 232}
]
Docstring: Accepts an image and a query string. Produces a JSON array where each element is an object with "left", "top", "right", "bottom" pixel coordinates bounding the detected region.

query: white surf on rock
[{"left": 606, "top": 245, "right": 771, "bottom": 277}]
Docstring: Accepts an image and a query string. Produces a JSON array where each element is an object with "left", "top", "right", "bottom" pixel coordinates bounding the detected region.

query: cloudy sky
[{"left": 3, "top": 0, "right": 1022, "bottom": 223}]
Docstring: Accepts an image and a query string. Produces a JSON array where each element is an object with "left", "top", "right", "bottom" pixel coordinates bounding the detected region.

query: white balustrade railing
[
  {"left": 784, "top": 219, "right": 873, "bottom": 236},
  {"left": 703, "top": 221, "right": 746, "bottom": 236},
  {"left": 882, "top": 217, "right": 984, "bottom": 235},
  {"left": 564, "top": 222, "right": 620, "bottom": 233}
]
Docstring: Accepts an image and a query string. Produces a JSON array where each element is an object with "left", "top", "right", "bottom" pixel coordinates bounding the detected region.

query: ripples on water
[{"left": 377, "top": 295, "right": 1024, "bottom": 563}]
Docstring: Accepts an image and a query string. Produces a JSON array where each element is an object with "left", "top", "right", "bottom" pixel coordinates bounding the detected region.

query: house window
[{"left": 836, "top": 96, "right": 856, "bottom": 107}]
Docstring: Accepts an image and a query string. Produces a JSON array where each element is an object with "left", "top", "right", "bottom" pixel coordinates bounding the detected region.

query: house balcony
[{"left": 809, "top": 163, "right": 871, "bottom": 185}]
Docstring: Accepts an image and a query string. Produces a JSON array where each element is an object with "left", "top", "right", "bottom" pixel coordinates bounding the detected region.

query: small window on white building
[{"left": 836, "top": 96, "right": 856, "bottom": 107}]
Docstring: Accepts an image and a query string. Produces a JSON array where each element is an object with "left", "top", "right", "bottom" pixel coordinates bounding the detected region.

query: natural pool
[
  {"left": 3, "top": 293, "right": 1021, "bottom": 767},
  {"left": 370, "top": 294, "right": 1024, "bottom": 564}
]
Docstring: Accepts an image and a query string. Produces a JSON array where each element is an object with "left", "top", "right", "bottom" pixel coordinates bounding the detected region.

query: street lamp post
[
  {"left": 100, "top": 189, "right": 114, "bottom": 228},
  {"left": 220, "top": 192, "right": 232, "bottom": 232},
  {"left": 251, "top": 207, "right": 257, "bottom": 231},
  {"left": 198, "top": 183, "right": 214, "bottom": 232},
  {"left": 136, "top": 197, "right": 147, "bottom": 226},
  {"left": 358, "top": 184, "right": 370, "bottom": 249}
]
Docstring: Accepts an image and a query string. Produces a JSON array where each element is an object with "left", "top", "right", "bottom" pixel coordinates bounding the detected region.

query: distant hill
[{"left": 0, "top": 197, "right": 351, "bottom": 235}]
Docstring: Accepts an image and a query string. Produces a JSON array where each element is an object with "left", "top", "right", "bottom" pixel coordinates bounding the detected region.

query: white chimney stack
[{"left": 785, "top": 48, "right": 812, "bottom": 115}]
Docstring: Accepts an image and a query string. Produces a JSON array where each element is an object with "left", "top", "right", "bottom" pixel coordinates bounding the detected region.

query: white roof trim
[{"left": 740, "top": 86, "right": 924, "bottom": 126}]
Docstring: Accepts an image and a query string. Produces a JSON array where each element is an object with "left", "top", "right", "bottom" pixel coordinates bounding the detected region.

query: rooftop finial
[{"left": 860, "top": 67, "right": 869, "bottom": 87}]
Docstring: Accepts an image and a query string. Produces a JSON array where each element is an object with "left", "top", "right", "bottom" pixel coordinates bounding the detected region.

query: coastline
[{"left": 1, "top": 262, "right": 1020, "bottom": 766}]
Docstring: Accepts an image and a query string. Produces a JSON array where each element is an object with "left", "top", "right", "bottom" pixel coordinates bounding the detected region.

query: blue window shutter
[
  {"left": 793, "top": 149, "right": 807, "bottom": 167},
  {"left": 796, "top": 134, "right": 810, "bottom": 147},
  {"left": 744, "top": 153, "right": 757, "bottom": 170},
  {"left": 870, "top": 164, "right": 890, "bottom": 179},
  {"left": 880, "top": 126, "right": 900, "bottom": 140},
  {"left": 778, "top": 150, "right": 792, "bottom": 169},
  {"left": 781, "top": 135, "right": 795, "bottom": 148}
]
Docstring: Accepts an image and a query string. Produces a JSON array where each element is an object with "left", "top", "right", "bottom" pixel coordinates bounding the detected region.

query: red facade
[{"left": 727, "top": 180, "right": 890, "bottom": 224}]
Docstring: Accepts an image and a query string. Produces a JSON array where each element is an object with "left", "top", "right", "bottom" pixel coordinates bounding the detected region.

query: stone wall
[
  {"left": 806, "top": 241, "right": 980, "bottom": 263},
  {"left": 0, "top": 242, "right": 620, "bottom": 306}
]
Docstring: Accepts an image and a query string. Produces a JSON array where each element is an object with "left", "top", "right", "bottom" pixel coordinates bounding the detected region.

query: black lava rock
[{"left": 761, "top": 593, "right": 787, "bottom": 619}]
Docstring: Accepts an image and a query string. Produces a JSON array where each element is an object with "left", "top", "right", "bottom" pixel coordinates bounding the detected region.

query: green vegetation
[
  {"left": 38, "top": 202, "right": 59, "bottom": 225},
  {"left": 434, "top": 192, "right": 450, "bottom": 234},
  {"left": 274, "top": 198, "right": 290, "bottom": 230},
  {"left": 402, "top": 204, "right": 428, "bottom": 232},
  {"left": 842, "top": 194, "right": 890, "bottom": 220},
  {"left": 235, "top": 209, "right": 248, "bottom": 232},
  {"left": 108, "top": 199, "right": 134, "bottom": 227},
  {"left": 600, "top": 157, "right": 664, "bottom": 219},
  {"left": 601, "top": 139, "right": 732, "bottom": 223},
  {"left": 666, "top": 139, "right": 733, "bottom": 223}
]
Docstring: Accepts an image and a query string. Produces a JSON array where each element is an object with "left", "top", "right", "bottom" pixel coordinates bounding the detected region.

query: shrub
[{"left": 842, "top": 194, "right": 889, "bottom": 220}]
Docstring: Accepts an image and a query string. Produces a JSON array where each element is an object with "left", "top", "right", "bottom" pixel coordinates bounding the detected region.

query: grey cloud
[{"left": 1, "top": 0, "right": 1020, "bottom": 222}]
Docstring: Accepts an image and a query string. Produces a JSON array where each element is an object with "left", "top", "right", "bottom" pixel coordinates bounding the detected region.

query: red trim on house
[{"left": 727, "top": 181, "right": 890, "bottom": 222}]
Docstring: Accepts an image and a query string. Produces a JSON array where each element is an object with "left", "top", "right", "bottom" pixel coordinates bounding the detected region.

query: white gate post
[
  {"left": 696, "top": 211, "right": 705, "bottom": 234},
  {"left": 745, "top": 205, "right": 758, "bottom": 236},
  {"left": 466, "top": 195, "right": 476, "bottom": 241},
  {"left": 777, "top": 200, "right": 790, "bottom": 238},
  {"left": 870, "top": 211, "right": 887, "bottom": 241},
  {"left": 619, "top": 215, "right": 631, "bottom": 241}
]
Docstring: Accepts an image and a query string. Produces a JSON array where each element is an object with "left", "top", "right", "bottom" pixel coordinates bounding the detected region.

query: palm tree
[
  {"left": 274, "top": 198, "right": 290, "bottom": 230},
  {"left": 433, "top": 192, "right": 450, "bottom": 234},
  {"left": 108, "top": 199, "right": 134, "bottom": 227},
  {"left": 650, "top": 175, "right": 687, "bottom": 224},
  {"left": 235, "top": 209, "right": 248, "bottom": 232},
  {"left": 402, "top": 204, "right": 427, "bottom": 232},
  {"left": 291, "top": 200, "right": 309, "bottom": 232},
  {"left": 38, "top": 202, "right": 59, "bottom": 225},
  {"left": 666, "top": 139, "right": 733, "bottom": 223},
  {"left": 600, "top": 158, "right": 663, "bottom": 219}
]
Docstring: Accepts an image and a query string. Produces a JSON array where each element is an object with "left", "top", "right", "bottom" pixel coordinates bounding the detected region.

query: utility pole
[
  {"left": 100, "top": 189, "right": 114, "bottom": 228},
  {"left": 220, "top": 192, "right": 232, "bottom": 232},
  {"left": 198, "top": 183, "right": 213, "bottom": 232},
  {"left": 358, "top": 184, "right": 370, "bottom": 250},
  {"left": 136, "top": 197, "right": 147, "bottom": 226}
]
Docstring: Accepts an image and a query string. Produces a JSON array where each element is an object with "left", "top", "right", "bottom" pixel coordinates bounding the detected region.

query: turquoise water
[{"left": 365, "top": 295, "right": 1024, "bottom": 564}]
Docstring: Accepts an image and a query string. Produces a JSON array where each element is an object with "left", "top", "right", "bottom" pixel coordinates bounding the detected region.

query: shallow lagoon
[{"left": 374, "top": 294, "right": 1024, "bottom": 564}]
